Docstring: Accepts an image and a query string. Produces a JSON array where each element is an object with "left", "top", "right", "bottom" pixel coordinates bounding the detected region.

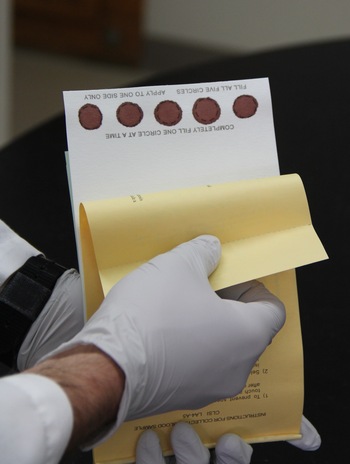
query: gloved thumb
[
  {"left": 287, "top": 415, "right": 321, "bottom": 451},
  {"left": 152, "top": 234, "right": 221, "bottom": 280}
]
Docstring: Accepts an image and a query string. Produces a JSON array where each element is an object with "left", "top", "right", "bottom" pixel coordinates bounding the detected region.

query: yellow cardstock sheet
[{"left": 79, "top": 173, "right": 327, "bottom": 463}]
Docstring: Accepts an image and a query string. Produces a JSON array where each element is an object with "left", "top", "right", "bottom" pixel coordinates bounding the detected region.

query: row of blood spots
[{"left": 78, "top": 95, "right": 258, "bottom": 130}]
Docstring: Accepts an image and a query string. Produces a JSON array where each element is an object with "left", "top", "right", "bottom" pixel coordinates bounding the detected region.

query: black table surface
[{"left": 1, "top": 39, "right": 349, "bottom": 463}]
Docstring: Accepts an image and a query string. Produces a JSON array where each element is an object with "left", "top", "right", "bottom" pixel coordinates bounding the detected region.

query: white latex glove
[
  {"left": 17, "top": 269, "right": 84, "bottom": 371},
  {"left": 288, "top": 415, "right": 321, "bottom": 451},
  {"left": 50, "top": 235, "right": 285, "bottom": 443},
  {"left": 0, "top": 219, "right": 84, "bottom": 371},
  {"left": 135, "top": 416, "right": 320, "bottom": 464},
  {"left": 136, "top": 422, "right": 253, "bottom": 464}
]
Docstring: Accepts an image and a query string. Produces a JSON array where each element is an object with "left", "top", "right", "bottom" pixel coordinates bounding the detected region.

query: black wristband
[{"left": 0, "top": 255, "right": 67, "bottom": 368}]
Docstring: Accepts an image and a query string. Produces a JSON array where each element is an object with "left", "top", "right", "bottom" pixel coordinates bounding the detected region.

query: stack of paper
[{"left": 63, "top": 78, "right": 327, "bottom": 463}]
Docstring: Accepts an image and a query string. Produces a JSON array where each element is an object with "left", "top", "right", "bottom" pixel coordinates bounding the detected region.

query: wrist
[
  {"left": 29, "top": 344, "right": 125, "bottom": 450},
  {"left": 0, "top": 255, "right": 68, "bottom": 369}
]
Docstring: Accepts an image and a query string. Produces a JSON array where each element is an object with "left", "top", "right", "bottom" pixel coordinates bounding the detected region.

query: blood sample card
[{"left": 63, "top": 78, "right": 280, "bottom": 235}]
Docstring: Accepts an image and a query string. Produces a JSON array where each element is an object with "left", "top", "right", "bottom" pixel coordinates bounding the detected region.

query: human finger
[
  {"left": 287, "top": 415, "right": 321, "bottom": 451},
  {"left": 171, "top": 422, "right": 210, "bottom": 464},
  {"left": 136, "top": 430, "right": 165, "bottom": 464},
  {"left": 216, "top": 434, "right": 253, "bottom": 464}
]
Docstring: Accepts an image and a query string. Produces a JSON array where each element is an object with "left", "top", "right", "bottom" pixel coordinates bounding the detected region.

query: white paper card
[{"left": 63, "top": 78, "right": 280, "bottom": 233}]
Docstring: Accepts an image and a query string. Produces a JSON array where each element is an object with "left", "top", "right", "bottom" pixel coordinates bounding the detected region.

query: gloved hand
[
  {"left": 17, "top": 268, "right": 84, "bottom": 370},
  {"left": 51, "top": 235, "right": 285, "bottom": 443},
  {"left": 135, "top": 416, "right": 321, "bottom": 464},
  {"left": 136, "top": 422, "right": 253, "bottom": 464},
  {"left": 0, "top": 219, "right": 84, "bottom": 371}
]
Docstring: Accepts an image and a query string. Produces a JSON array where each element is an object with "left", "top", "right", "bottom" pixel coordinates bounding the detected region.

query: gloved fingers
[
  {"left": 216, "top": 281, "right": 262, "bottom": 302},
  {"left": 218, "top": 280, "right": 285, "bottom": 337},
  {"left": 153, "top": 235, "right": 221, "bottom": 279},
  {"left": 218, "top": 285, "right": 285, "bottom": 360},
  {"left": 215, "top": 434, "right": 253, "bottom": 464},
  {"left": 217, "top": 280, "right": 281, "bottom": 305},
  {"left": 104, "top": 234, "right": 221, "bottom": 310},
  {"left": 287, "top": 415, "right": 321, "bottom": 451},
  {"left": 136, "top": 430, "right": 166, "bottom": 464},
  {"left": 171, "top": 422, "right": 210, "bottom": 464}
]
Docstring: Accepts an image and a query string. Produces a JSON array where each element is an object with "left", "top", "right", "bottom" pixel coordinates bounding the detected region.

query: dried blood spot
[
  {"left": 233, "top": 95, "right": 258, "bottom": 118},
  {"left": 192, "top": 97, "right": 221, "bottom": 124},
  {"left": 78, "top": 104, "right": 103, "bottom": 130},
  {"left": 117, "top": 102, "right": 143, "bottom": 127},
  {"left": 154, "top": 100, "right": 182, "bottom": 126}
]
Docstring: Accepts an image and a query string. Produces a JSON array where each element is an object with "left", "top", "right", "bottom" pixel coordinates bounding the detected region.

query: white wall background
[{"left": 144, "top": 0, "right": 350, "bottom": 52}]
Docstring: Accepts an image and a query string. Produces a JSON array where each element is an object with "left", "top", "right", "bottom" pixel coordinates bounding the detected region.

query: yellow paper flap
[
  {"left": 79, "top": 204, "right": 105, "bottom": 313},
  {"left": 80, "top": 174, "right": 327, "bottom": 317}
]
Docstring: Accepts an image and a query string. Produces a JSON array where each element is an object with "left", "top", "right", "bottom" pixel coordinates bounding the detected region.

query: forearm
[{"left": 28, "top": 344, "right": 125, "bottom": 451}]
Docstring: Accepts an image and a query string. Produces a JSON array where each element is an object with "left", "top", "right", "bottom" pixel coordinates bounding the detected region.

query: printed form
[{"left": 63, "top": 78, "right": 327, "bottom": 463}]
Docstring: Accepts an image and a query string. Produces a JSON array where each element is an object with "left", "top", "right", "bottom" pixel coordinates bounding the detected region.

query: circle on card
[
  {"left": 233, "top": 95, "right": 258, "bottom": 118},
  {"left": 78, "top": 104, "right": 103, "bottom": 130},
  {"left": 154, "top": 100, "right": 183, "bottom": 126},
  {"left": 192, "top": 97, "right": 221, "bottom": 125},
  {"left": 117, "top": 102, "right": 144, "bottom": 127}
]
